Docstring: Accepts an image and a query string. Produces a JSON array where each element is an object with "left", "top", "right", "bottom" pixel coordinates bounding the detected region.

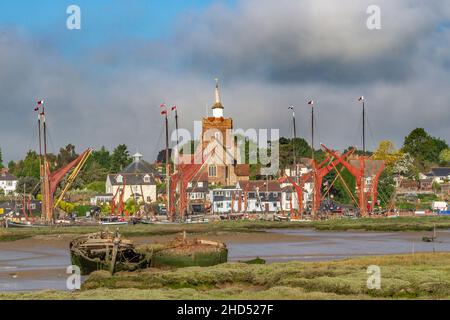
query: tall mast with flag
[
  {"left": 160, "top": 103, "right": 171, "bottom": 220},
  {"left": 358, "top": 96, "right": 365, "bottom": 154},
  {"left": 307, "top": 100, "right": 316, "bottom": 217},
  {"left": 288, "top": 106, "right": 297, "bottom": 178},
  {"left": 35, "top": 100, "right": 52, "bottom": 221},
  {"left": 358, "top": 96, "right": 366, "bottom": 215}
]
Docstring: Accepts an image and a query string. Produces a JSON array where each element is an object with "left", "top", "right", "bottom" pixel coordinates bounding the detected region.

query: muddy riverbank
[{"left": 1, "top": 228, "right": 449, "bottom": 292}]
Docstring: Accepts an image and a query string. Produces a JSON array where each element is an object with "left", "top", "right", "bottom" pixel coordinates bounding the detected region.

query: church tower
[
  {"left": 199, "top": 79, "right": 249, "bottom": 186},
  {"left": 201, "top": 78, "right": 233, "bottom": 152}
]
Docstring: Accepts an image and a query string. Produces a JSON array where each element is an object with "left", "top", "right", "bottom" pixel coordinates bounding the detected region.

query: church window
[{"left": 208, "top": 165, "right": 217, "bottom": 177}]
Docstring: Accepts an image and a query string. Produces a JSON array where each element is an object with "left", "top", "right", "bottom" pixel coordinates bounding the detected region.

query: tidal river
[{"left": 1, "top": 229, "right": 450, "bottom": 292}]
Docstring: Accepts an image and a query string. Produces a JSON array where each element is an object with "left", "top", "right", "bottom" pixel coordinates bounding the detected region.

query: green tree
[
  {"left": 324, "top": 165, "right": 356, "bottom": 205},
  {"left": 402, "top": 128, "right": 448, "bottom": 169},
  {"left": 377, "top": 169, "right": 396, "bottom": 207},
  {"left": 279, "top": 137, "right": 313, "bottom": 170},
  {"left": 0, "top": 147, "right": 3, "bottom": 169},
  {"left": 110, "top": 144, "right": 132, "bottom": 173},
  {"left": 373, "top": 140, "right": 403, "bottom": 167},
  {"left": 80, "top": 160, "right": 108, "bottom": 184},
  {"left": 92, "top": 146, "right": 111, "bottom": 170},
  {"left": 12, "top": 151, "right": 41, "bottom": 179},
  {"left": 86, "top": 181, "right": 106, "bottom": 193},
  {"left": 57, "top": 144, "right": 78, "bottom": 169},
  {"left": 439, "top": 149, "right": 450, "bottom": 166},
  {"left": 16, "top": 176, "right": 40, "bottom": 195}
]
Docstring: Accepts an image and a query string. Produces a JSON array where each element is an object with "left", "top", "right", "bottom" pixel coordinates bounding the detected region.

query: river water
[{"left": 1, "top": 229, "right": 449, "bottom": 292}]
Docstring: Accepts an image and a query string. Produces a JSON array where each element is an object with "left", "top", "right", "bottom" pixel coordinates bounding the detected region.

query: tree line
[{"left": 6, "top": 144, "right": 134, "bottom": 195}]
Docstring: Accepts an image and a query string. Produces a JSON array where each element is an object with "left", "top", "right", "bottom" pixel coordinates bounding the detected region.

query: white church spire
[
  {"left": 215, "top": 78, "right": 221, "bottom": 104},
  {"left": 212, "top": 78, "right": 224, "bottom": 118}
]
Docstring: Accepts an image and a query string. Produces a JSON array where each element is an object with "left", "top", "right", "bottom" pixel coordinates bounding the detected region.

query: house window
[
  {"left": 208, "top": 165, "right": 217, "bottom": 177},
  {"left": 116, "top": 175, "right": 123, "bottom": 183},
  {"left": 188, "top": 182, "right": 193, "bottom": 188},
  {"left": 146, "top": 196, "right": 152, "bottom": 202},
  {"left": 143, "top": 175, "right": 151, "bottom": 183},
  {"left": 198, "top": 182, "right": 203, "bottom": 188}
]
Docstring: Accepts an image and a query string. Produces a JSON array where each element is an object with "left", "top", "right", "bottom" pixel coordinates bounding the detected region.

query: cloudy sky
[{"left": 1, "top": 0, "right": 450, "bottom": 163}]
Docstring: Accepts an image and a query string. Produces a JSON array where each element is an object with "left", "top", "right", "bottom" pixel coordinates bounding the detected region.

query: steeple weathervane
[
  {"left": 212, "top": 78, "right": 224, "bottom": 118},
  {"left": 215, "top": 78, "right": 221, "bottom": 104}
]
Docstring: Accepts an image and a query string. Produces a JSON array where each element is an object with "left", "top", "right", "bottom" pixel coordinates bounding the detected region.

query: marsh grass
[{"left": 3, "top": 253, "right": 450, "bottom": 300}]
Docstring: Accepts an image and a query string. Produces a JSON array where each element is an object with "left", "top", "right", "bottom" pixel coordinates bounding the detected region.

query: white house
[
  {"left": 210, "top": 180, "right": 282, "bottom": 214},
  {"left": 90, "top": 193, "right": 114, "bottom": 206},
  {"left": 106, "top": 153, "right": 158, "bottom": 205},
  {"left": 0, "top": 169, "right": 17, "bottom": 195},
  {"left": 421, "top": 168, "right": 450, "bottom": 184}
]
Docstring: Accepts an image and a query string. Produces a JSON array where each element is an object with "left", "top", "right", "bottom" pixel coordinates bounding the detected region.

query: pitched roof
[
  {"left": 238, "top": 180, "right": 281, "bottom": 192},
  {"left": 121, "top": 159, "right": 159, "bottom": 175},
  {"left": 107, "top": 173, "right": 156, "bottom": 186},
  {"left": 0, "top": 170, "right": 17, "bottom": 181},
  {"left": 430, "top": 167, "right": 450, "bottom": 177},
  {"left": 186, "top": 181, "right": 209, "bottom": 193}
]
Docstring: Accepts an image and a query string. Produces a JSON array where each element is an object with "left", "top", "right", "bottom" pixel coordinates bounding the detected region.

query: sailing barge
[{"left": 70, "top": 231, "right": 228, "bottom": 275}]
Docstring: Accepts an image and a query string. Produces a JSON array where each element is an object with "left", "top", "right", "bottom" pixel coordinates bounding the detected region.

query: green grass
[
  {"left": 2, "top": 216, "right": 450, "bottom": 242},
  {"left": 3, "top": 253, "right": 450, "bottom": 300}
]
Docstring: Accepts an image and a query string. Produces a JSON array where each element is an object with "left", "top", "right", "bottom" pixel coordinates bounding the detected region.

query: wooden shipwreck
[{"left": 70, "top": 231, "right": 228, "bottom": 275}]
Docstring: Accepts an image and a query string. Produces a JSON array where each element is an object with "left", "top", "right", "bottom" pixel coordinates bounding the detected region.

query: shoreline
[{"left": 1, "top": 216, "right": 450, "bottom": 244}]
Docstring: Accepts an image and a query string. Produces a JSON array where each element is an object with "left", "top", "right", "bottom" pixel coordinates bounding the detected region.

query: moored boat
[{"left": 6, "top": 219, "right": 51, "bottom": 228}]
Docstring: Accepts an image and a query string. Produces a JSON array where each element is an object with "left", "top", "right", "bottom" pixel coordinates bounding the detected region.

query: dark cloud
[{"left": 1, "top": 0, "right": 450, "bottom": 164}]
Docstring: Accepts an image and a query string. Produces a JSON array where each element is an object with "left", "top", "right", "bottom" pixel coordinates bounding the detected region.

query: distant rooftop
[
  {"left": 429, "top": 167, "right": 450, "bottom": 177},
  {"left": 0, "top": 169, "right": 17, "bottom": 181}
]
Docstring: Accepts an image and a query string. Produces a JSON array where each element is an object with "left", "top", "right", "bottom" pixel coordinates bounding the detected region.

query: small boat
[
  {"left": 422, "top": 224, "right": 437, "bottom": 243},
  {"left": 139, "top": 219, "right": 173, "bottom": 225},
  {"left": 220, "top": 213, "right": 245, "bottom": 220},
  {"left": 99, "top": 217, "right": 128, "bottom": 225},
  {"left": 6, "top": 219, "right": 50, "bottom": 228},
  {"left": 274, "top": 214, "right": 289, "bottom": 221}
]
